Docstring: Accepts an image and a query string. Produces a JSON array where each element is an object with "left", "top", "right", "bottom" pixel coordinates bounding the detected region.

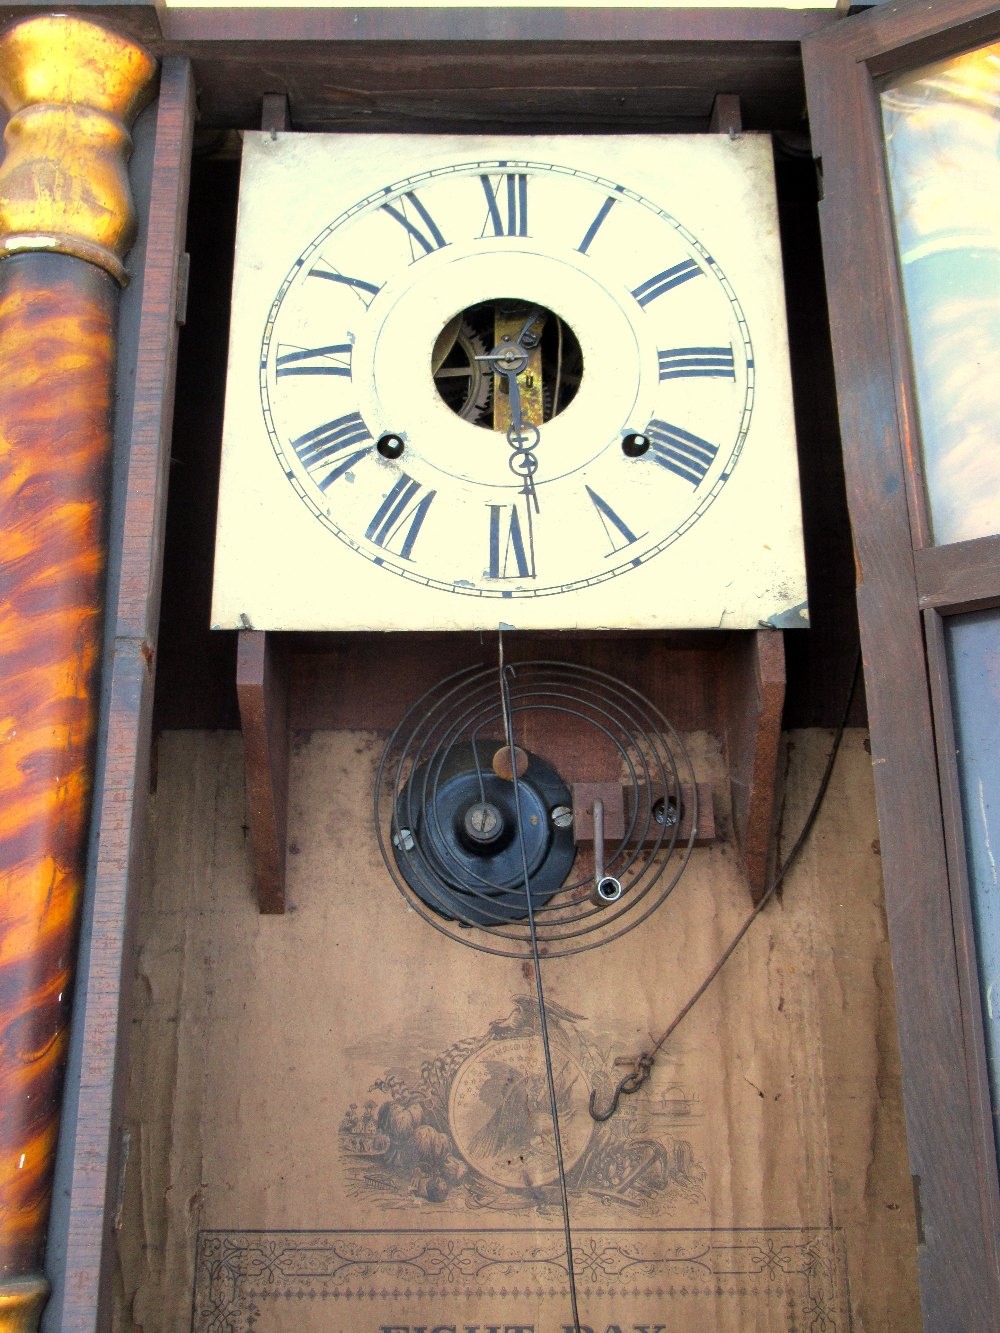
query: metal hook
[{"left": 588, "top": 1052, "right": 655, "bottom": 1122}]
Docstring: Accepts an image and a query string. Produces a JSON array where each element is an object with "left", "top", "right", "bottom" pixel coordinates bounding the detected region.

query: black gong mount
[{"left": 375, "top": 659, "right": 698, "bottom": 959}]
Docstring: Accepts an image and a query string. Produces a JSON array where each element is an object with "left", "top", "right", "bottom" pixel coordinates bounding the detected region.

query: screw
[
  {"left": 377, "top": 433, "right": 405, "bottom": 460},
  {"left": 551, "top": 805, "right": 573, "bottom": 829},
  {"left": 622, "top": 432, "right": 651, "bottom": 458},
  {"left": 393, "top": 827, "right": 416, "bottom": 852},
  {"left": 463, "top": 801, "right": 504, "bottom": 845},
  {"left": 652, "top": 798, "right": 678, "bottom": 828}
]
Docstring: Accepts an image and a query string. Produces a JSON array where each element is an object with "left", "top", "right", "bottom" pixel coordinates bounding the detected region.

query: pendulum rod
[{"left": 497, "top": 639, "right": 582, "bottom": 1333}]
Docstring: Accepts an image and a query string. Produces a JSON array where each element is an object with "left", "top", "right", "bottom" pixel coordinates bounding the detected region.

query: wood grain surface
[
  {"left": 237, "top": 630, "right": 289, "bottom": 914},
  {"left": 915, "top": 534, "right": 1000, "bottom": 613},
  {"left": 51, "top": 58, "right": 196, "bottom": 1333}
]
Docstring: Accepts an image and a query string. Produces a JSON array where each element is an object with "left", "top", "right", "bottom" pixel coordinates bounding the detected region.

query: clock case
[
  {"left": 23, "top": 4, "right": 987, "bottom": 1331},
  {"left": 39, "top": 25, "right": 848, "bottom": 1327},
  {"left": 8, "top": 27, "right": 831, "bottom": 1333}
]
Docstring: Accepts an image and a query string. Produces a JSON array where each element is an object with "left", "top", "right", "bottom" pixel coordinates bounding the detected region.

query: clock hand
[
  {"left": 515, "top": 306, "right": 544, "bottom": 347},
  {"left": 475, "top": 339, "right": 527, "bottom": 378},
  {"left": 475, "top": 338, "right": 542, "bottom": 512},
  {"left": 503, "top": 365, "right": 541, "bottom": 513},
  {"left": 507, "top": 309, "right": 545, "bottom": 517},
  {"left": 504, "top": 367, "right": 529, "bottom": 451}
]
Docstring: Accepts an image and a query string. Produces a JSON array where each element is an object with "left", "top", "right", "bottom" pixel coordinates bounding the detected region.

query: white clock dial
[
  {"left": 212, "top": 135, "right": 806, "bottom": 631},
  {"left": 260, "top": 160, "right": 752, "bottom": 599}
]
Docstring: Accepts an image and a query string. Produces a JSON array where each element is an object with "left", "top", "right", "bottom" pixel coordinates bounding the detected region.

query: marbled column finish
[{"left": 0, "top": 16, "right": 155, "bottom": 1330}]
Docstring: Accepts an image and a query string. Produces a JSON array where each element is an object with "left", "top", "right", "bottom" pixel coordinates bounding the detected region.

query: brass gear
[{"left": 432, "top": 317, "right": 493, "bottom": 424}]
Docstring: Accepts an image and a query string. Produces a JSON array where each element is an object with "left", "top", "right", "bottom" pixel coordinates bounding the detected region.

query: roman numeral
[
  {"left": 586, "top": 486, "right": 646, "bottom": 556},
  {"left": 381, "top": 191, "right": 448, "bottom": 260},
  {"left": 645, "top": 419, "right": 718, "bottom": 487},
  {"left": 480, "top": 173, "right": 529, "bottom": 238},
  {"left": 658, "top": 346, "right": 735, "bottom": 380},
  {"left": 290, "top": 411, "right": 373, "bottom": 490},
  {"left": 275, "top": 342, "right": 353, "bottom": 378},
  {"left": 630, "top": 259, "right": 702, "bottom": 308},
  {"left": 365, "top": 475, "right": 436, "bottom": 559},
  {"left": 307, "top": 260, "right": 382, "bottom": 308},
  {"left": 577, "top": 196, "right": 618, "bottom": 254},
  {"left": 487, "top": 504, "right": 532, "bottom": 580}
]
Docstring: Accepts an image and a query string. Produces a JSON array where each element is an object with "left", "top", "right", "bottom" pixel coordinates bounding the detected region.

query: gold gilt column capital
[{"left": 0, "top": 14, "right": 157, "bottom": 284}]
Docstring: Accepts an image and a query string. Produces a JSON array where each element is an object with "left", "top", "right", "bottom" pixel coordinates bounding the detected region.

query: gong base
[{"left": 392, "top": 741, "right": 576, "bottom": 928}]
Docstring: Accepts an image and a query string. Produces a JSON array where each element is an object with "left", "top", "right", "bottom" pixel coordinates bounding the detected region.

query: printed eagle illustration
[
  {"left": 487, "top": 995, "right": 584, "bottom": 1040},
  {"left": 469, "top": 1059, "right": 579, "bottom": 1161}
]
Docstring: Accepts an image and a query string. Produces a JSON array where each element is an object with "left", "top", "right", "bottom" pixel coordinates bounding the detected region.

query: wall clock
[{"left": 211, "top": 133, "right": 806, "bottom": 631}]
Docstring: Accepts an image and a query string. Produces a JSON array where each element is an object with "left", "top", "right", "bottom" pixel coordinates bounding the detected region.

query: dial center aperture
[{"left": 432, "top": 299, "right": 582, "bottom": 431}]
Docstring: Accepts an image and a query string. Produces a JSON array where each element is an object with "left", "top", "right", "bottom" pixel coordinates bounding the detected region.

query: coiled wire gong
[{"left": 375, "top": 660, "right": 697, "bottom": 958}]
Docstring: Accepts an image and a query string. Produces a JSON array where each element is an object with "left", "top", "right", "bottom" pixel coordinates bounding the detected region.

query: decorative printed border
[{"left": 192, "top": 1227, "right": 848, "bottom": 1331}]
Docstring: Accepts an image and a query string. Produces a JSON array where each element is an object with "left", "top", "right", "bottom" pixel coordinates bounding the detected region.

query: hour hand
[
  {"left": 515, "top": 306, "right": 544, "bottom": 348},
  {"left": 505, "top": 370, "right": 525, "bottom": 445},
  {"left": 503, "top": 370, "right": 540, "bottom": 511}
]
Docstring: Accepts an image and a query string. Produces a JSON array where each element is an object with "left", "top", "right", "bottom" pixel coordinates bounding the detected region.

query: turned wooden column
[{"left": 0, "top": 17, "right": 155, "bottom": 1330}]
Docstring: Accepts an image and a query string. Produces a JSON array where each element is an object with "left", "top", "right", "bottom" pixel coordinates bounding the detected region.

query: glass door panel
[
  {"left": 945, "top": 606, "right": 1000, "bottom": 1169},
  {"left": 881, "top": 44, "right": 1000, "bottom": 546}
]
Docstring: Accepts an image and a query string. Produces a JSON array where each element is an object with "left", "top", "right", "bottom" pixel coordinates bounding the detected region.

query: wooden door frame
[
  {"left": 803, "top": 4, "right": 1000, "bottom": 1329},
  {"left": 36, "top": 54, "right": 197, "bottom": 1333}
]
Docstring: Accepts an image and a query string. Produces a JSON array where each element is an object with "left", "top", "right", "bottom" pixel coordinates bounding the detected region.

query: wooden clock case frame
[{"left": 2, "top": 2, "right": 995, "bottom": 1329}]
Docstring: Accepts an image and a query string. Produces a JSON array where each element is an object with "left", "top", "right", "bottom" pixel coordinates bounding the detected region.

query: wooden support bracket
[
  {"left": 722, "top": 630, "right": 786, "bottom": 901},
  {"left": 571, "top": 780, "right": 716, "bottom": 847},
  {"left": 237, "top": 629, "right": 290, "bottom": 913},
  {"left": 261, "top": 91, "right": 291, "bottom": 133},
  {"left": 709, "top": 93, "right": 742, "bottom": 135}
]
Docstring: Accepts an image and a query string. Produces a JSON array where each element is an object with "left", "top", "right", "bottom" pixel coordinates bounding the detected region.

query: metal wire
[
  {"left": 589, "top": 649, "right": 864, "bottom": 1122},
  {"left": 371, "top": 651, "right": 705, "bottom": 1331},
  {"left": 499, "top": 657, "right": 582, "bottom": 1332}
]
